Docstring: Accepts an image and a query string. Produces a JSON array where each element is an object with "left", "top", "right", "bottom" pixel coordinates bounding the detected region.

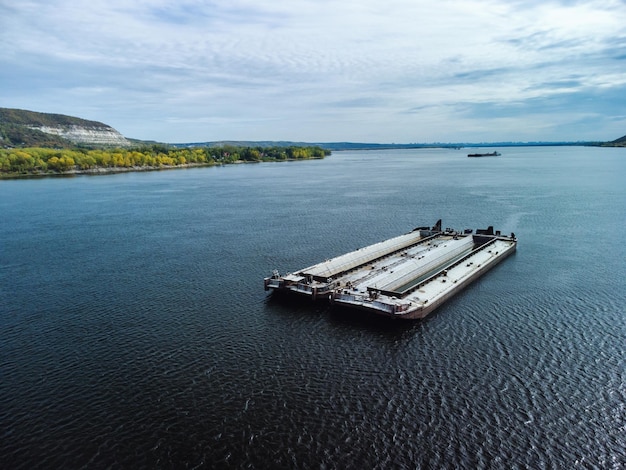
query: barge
[{"left": 264, "top": 220, "right": 516, "bottom": 319}]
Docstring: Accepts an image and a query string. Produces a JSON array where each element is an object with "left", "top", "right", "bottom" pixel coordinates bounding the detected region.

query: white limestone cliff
[{"left": 28, "top": 124, "right": 131, "bottom": 147}]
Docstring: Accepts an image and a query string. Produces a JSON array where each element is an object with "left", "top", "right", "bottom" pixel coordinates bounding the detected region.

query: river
[{"left": 1, "top": 146, "right": 624, "bottom": 468}]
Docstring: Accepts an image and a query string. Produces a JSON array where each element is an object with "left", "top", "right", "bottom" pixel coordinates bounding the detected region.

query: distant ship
[{"left": 468, "top": 151, "right": 501, "bottom": 157}]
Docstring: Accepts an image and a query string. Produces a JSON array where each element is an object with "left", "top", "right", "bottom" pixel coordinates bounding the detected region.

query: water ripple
[{"left": 1, "top": 148, "right": 625, "bottom": 469}]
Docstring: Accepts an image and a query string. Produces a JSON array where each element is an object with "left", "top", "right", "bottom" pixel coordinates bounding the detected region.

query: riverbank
[
  {"left": 0, "top": 157, "right": 328, "bottom": 179},
  {"left": 0, "top": 144, "right": 329, "bottom": 179},
  {"left": 0, "top": 162, "right": 226, "bottom": 179}
]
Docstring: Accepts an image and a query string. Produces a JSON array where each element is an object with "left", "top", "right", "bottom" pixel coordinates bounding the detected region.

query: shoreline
[
  {"left": 0, "top": 162, "right": 217, "bottom": 179},
  {"left": 0, "top": 158, "right": 323, "bottom": 180}
]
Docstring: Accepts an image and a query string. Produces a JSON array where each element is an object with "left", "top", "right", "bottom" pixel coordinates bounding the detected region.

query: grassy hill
[
  {"left": 0, "top": 108, "right": 108, "bottom": 128},
  {"left": 0, "top": 108, "right": 128, "bottom": 148}
]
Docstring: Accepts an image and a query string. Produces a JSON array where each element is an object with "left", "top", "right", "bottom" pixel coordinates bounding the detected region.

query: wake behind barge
[{"left": 264, "top": 220, "right": 517, "bottom": 320}]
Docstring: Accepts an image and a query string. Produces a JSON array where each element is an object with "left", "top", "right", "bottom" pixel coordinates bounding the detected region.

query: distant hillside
[
  {"left": 610, "top": 134, "right": 626, "bottom": 146},
  {"left": 595, "top": 134, "right": 626, "bottom": 147},
  {"left": 172, "top": 140, "right": 603, "bottom": 151},
  {"left": 171, "top": 140, "right": 461, "bottom": 151},
  {"left": 2, "top": 107, "right": 620, "bottom": 150},
  {"left": 0, "top": 108, "right": 130, "bottom": 148}
]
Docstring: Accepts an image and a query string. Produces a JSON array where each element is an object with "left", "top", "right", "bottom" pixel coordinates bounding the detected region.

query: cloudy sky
[{"left": 2, "top": 0, "right": 625, "bottom": 143}]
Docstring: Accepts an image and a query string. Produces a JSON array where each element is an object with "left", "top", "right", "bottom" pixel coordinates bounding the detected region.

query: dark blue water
[{"left": 1, "top": 147, "right": 625, "bottom": 469}]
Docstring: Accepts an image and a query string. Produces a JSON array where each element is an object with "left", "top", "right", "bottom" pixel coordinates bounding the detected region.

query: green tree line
[{"left": 0, "top": 144, "right": 330, "bottom": 176}]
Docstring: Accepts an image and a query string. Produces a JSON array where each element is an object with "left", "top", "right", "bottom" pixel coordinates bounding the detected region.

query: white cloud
[{"left": 1, "top": 0, "right": 625, "bottom": 142}]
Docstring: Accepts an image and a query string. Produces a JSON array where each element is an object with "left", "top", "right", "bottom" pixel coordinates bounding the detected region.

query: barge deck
[{"left": 264, "top": 220, "right": 516, "bottom": 319}]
